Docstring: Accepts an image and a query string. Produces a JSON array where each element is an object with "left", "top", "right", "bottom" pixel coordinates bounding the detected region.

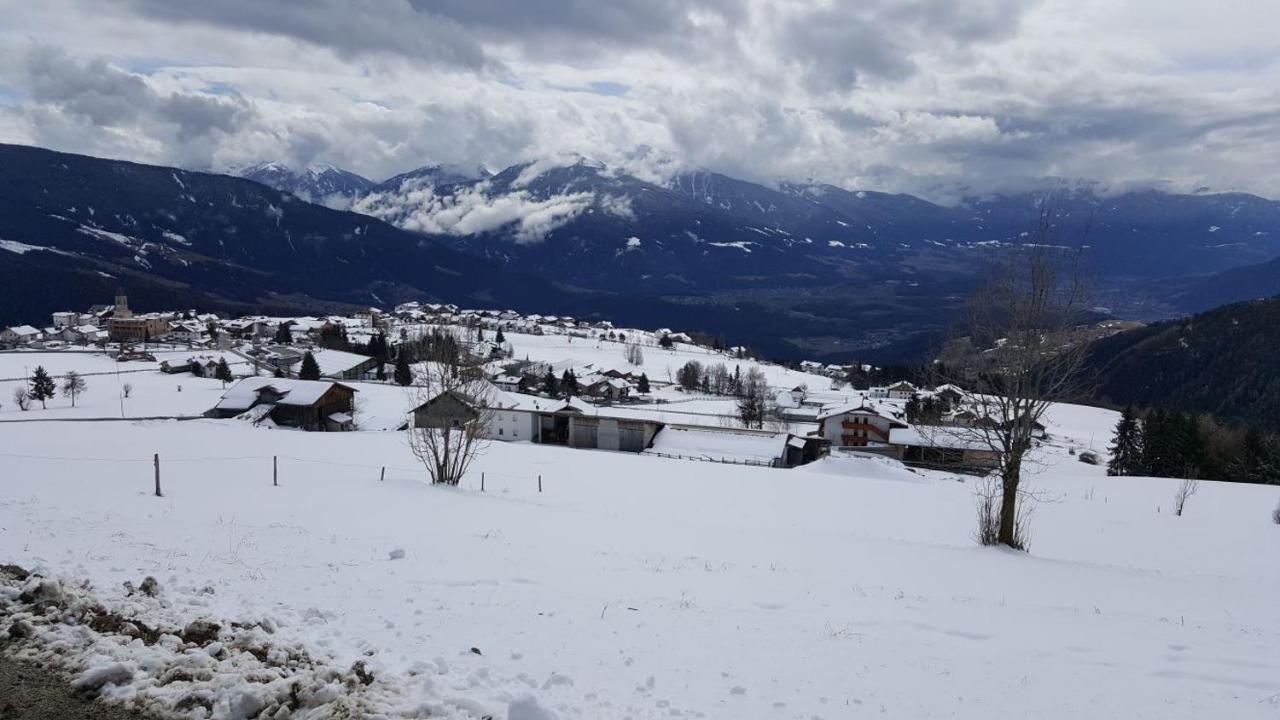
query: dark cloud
[
  {"left": 410, "top": 0, "right": 745, "bottom": 46},
  {"left": 121, "top": 0, "right": 491, "bottom": 69},
  {"left": 777, "top": 0, "right": 1031, "bottom": 91},
  {"left": 15, "top": 46, "right": 255, "bottom": 166}
]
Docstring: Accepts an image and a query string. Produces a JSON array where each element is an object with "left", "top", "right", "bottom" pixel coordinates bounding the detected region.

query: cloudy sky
[{"left": 1, "top": 0, "right": 1277, "bottom": 201}]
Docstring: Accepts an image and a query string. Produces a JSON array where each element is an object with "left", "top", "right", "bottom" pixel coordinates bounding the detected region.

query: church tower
[{"left": 114, "top": 288, "right": 133, "bottom": 319}]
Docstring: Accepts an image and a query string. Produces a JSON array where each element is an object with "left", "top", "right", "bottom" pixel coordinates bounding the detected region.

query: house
[
  {"left": 410, "top": 389, "right": 662, "bottom": 453},
  {"left": 816, "top": 403, "right": 907, "bottom": 449},
  {"left": 789, "top": 386, "right": 807, "bottom": 405},
  {"left": 222, "top": 318, "right": 263, "bottom": 340},
  {"left": 886, "top": 426, "right": 1000, "bottom": 472},
  {"left": 646, "top": 426, "right": 828, "bottom": 468},
  {"left": 210, "top": 377, "right": 357, "bottom": 431},
  {"left": 0, "top": 325, "right": 41, "bottom": 347},
  {"left": 51, "top": 311, "right": 81, "bottom": 328},
  {"left": 870, "top": 381, "right": 917, "bottom": 400},
  {"left": 491, "top": 374, "right": 524, "bottom": 392},
  {"left": 411, "top": 390, "right": 483, "bottom": 429},
  {"left": 933, "top": 384, "right": 965, "bottom": 408},
  {"left": 309, "top": 348, "right": 379, "bottom": 380},
  {"left": 168, "top": 320, "right": 208, "bottom": 344},
  {"left": 582, "top": 376, "right": 631, "bottom": 402}
]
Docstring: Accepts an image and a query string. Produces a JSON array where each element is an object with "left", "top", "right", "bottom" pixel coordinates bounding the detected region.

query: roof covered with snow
[{"left": 215, "top": 377, "right": 355, "bottom": 411}]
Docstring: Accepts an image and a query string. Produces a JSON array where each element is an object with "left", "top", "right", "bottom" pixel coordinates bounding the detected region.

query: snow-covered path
[{"left": 2, "top": 417, "right": 1278, "bottom": 718}]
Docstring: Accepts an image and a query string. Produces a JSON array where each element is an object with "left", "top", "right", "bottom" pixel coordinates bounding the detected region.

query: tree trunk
[{"left": 997, "top": 460, "right": 1021, "bottom": 548}]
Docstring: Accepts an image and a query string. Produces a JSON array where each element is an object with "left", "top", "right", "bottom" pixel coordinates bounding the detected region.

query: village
[
  {"left": 0, "top": 289, "right": 1064, "bottom": 473},
  {"left": 4, "top": 291, "right": 1276, "bottom": 720}
]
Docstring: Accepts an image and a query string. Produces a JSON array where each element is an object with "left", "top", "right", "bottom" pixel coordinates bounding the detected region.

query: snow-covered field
[{"left": 3, "top": 397, "right": 1279, "bottom": 718}]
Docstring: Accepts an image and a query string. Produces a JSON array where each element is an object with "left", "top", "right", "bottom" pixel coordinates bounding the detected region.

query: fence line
[{"left": 642, "top": 450, "right": 775, "bottom": 468}]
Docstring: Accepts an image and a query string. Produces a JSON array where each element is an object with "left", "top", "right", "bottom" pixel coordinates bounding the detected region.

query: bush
[{"left": 1272, "top": 499, "right": 1280, "bottom": 525}]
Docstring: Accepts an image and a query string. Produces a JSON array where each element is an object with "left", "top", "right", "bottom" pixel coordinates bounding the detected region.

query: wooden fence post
[
  {"left": 153, "top": 453, "right": 162, "bottom": 497},
  {"left": 380, "top": 466, "right": 386, "bottom": 482},
  {"left": 481, "top": 472, "right": 485, "bottom": 492},
  {"left": 538, "top": 474, "right": 542, "bottom": 493},
  {"left": 273, "top": 455, "right": 278, "bottom": 487}
]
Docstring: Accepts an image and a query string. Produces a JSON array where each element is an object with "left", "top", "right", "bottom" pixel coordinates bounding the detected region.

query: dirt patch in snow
[
  {"left": 0, "top": 563, "right": 467, "bottom": 719},
  {"left": 0, "top": 649, "right": 162, "bottom": 720}
]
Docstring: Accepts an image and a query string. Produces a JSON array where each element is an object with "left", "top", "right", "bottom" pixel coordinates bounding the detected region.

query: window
[{"left": 499, "top": 428, "right": 504, "bottom": 436}]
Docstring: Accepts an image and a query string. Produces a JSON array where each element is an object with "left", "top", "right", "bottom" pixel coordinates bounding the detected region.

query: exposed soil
[{"left": 0, "top": 650, "right": 160, "bottom": 720}]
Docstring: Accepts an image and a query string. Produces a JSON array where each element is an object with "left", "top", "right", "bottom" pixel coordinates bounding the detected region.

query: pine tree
[
  {"left": 1179, "top": 413, "right": 1206, "bottom": 479},
  {"left": 215, "top": 357, "right": 233, "bottom": 386},
  {"left": 299, "top": 351, "right": 321, "bottom": 380},
  {"left": 1107, "top": 406, "right": 1144, "bottom": 476},
  {"left": 543, "top": 370, "right": 559, "bottom": 397},
  {"left": 1229, "top": 428, "right": 1279, "bottom": 484},
  {"left": 561, "top": 369, "right": 579, "bottom": 397},
  {"left": 393, "top": 352, "right": 412, "bottom": 386},
  {"left": 495, "top": 328, "right": 505, "bottom": 344},
  {"left": 29, "top": 366, "right": 56, "bottom": 409},
  {"left": 637, "top": 373, "right": 650, "bottom": 394},
  {"left": 659, "top": 333, "right": 673, "bottom": 349},
  {"left": 905, "top": 394, "right": 922, "bottom": 424},
  {"left": 1141, "top": 408, "right": 1169, "bottom": 476},
  {"left": 274, "top": 323, "right": 293, "bottom": 344}
]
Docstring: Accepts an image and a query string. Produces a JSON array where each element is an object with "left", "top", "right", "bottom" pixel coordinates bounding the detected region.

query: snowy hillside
[{"left": 2, "top": 331, "right": 1278, "bottom": 718}]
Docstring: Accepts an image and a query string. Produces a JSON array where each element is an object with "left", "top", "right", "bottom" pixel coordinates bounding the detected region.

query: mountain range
[
  {"left": 1, "top": 143, "right": 1277, "bottom": 363},
  {"left": 246, "top": 154, "right": 1280, "bottom": 300}
]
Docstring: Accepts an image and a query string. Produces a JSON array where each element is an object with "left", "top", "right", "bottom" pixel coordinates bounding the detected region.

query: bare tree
[
  {"left": 405, "top": 359, "right": 495, "bottom": 486},
  {"left": 61, "top": 371, "right": 88, "bottom": 407},
  {"left": 1173, "top": 477, "right": 1199, "bottom": 517},
  {"left": 623, "top": 343, "right": 644, "bottom": 366},
  {"left": 1272, "top": 498, "right": 1280, "bottom": 525},
  {"left": 12, "top": 386, "right": 30, "bottom": 411},
  {"left": 943, "top": 204, "right": 1094, "bottom": 550},
  {"left": 122, "top": 382, "right": 133, "bottom": 399},
  {"left": 736, "top": 367, "right": 772, "bottom": 429}
]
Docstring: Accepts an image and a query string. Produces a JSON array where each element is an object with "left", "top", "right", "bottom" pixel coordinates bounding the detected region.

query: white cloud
[
  {"left": 353, "top": 179, "right": 594, "bottom": 243},
  {"left": 0, "top": 0, "right": 1276, "bottom": 200}
]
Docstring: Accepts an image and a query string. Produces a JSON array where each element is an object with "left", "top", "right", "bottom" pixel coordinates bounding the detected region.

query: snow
[
  {"left": 646, "top": 425, "right": 788, "bottom": 464},
  {"left": 2, "top": 333, "right": 1280, "bottom": 718},
  {"left": 1, "top": 397, "right": 1278, "bottom": 718},
  {"left": 309, "top": 347, "right": 372, "bottom": 377},
  {"left": 215, "top": 377, "right": 353, "bottom": 411},
  {"left": 0, "top": 238, "right": 65, "bottom": 255}
]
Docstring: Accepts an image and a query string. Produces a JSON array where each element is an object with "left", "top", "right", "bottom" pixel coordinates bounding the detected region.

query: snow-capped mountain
[
  {"left": 353, "top": 155, "right": 865, "bottom": 292},
  {"left": 371, "top": 163, "right": 491, "bottom": 194},
  {"left": 348, "top": 155, "right": 1280, "bottom": 294},
  {"left": 237, "top": 162, "right": 374, "bottom": 207}
]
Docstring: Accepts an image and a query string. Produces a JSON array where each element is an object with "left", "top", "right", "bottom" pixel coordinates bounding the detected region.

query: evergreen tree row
[{"left": 1107, "top": 406, "right": 1280, "bottom": 484}]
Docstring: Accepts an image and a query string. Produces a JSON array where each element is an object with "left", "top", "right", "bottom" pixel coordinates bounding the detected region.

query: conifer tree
[
  {"left": 274, "top": 323, "right": 293, "bottom": 344},
  {"left": 637, "top": 373, "right": 650, "bottom": 394},
  {"left": 543, "top": 370, "right": 559, "bottom": 397},
  {"left": 495, "top": 328, "right": 505, "bottom": 343},
  {"left": 1107, "top": 406, "right": 1145, "bottom": 476},
  {"left": 215, "top": 357, "right": 233, "bottom": 386},
  {"left": 561, "top": 369, "right": 579, "bottom": 397},
  {"left": 29, "top": 366, "right": 56, "bottom": 409},
  {"left": 299, "top": 351, "right": 321, "bottom": 380},
  {"left": 1141, "top": 408, "right": 1169, "bottom": 476},
  {"left": 393, "top": 352, "right": 413, "bottom": 386}
]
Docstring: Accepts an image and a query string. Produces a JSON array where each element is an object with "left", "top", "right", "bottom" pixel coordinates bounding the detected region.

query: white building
[
  {"left": 51, "top": 311, "right": 81, "bottom": 328},
  {"left": 0, "top": 325, "right": 41, "bottom": 347},
  {"left": 815, "top": 403, "right": 907, "bottom": 449}
]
